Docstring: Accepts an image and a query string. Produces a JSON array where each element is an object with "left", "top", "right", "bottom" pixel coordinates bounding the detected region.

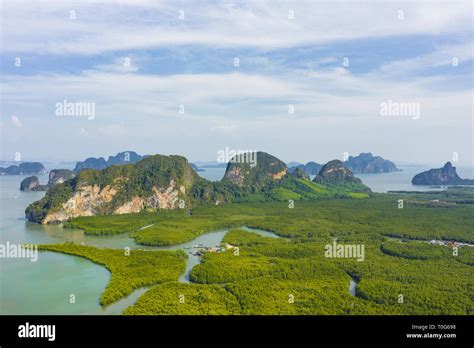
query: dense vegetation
[
  {"left": 36, "top": 187, "right": 474, "bottom": 315},
  {"left": 37, "top": 243, "right": 186, "bottom": 305},
  {"left": 381, "top": 240, "right": 474, "bottom": 265},
  {"left": 124, "top": 283, "right": 241, "bottom": 315},
  {"left": 65, "top": 210, "right": 182, "bottom": 236},
  {"left": 343, "top": 248, "right": 473, "bottom": 314},
  {"left": 188, "top": 230, "right": 473, "bottom": 315}
]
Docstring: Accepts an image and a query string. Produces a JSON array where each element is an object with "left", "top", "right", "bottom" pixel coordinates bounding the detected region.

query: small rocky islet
[{"left": 411, "top": 162, "right": 474, "bottom": 186}]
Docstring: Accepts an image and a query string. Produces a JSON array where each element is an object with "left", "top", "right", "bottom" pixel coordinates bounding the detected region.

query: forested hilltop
[{"left": 26, "top": 152, "right": 370, "bottom": 224}]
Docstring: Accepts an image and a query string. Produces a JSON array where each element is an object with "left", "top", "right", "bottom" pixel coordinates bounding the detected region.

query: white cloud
[
  {"left": 93, "top": 57, "right": 140, "bottom": 74},
  {"left": 1, "top": 56, "right": 470, "bottom": 126},
  {"left": 374, "top": 42, "right": 474, "bottom": 77},
  {"left": 11, "top": 115, "right": 22, "bottom": 128},
  {"left": 2, "top": 0, "right": 472, "bottom": 55},
  {"left": 0, "top": 1, "right": 471, "bottom": 165}
]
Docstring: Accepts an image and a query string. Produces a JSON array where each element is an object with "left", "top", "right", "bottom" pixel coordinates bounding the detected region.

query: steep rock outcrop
[
  {"left": 26, "top": 155, "right": 199, "bottom": 224},
  {"left": 223, "top": 152, "right": 288, "bottom": 189},
  {"left": 20, "top": 176, "right": 47, "bottom": 191},
  {"left": 313, "top": 160, "right": 364, "bottom": 186},
  {"left": 344, "top": 153, "right": 399, "bottom": 174},
  {"left": 412, "top": 162, "right": 474, "bottom": 185}
]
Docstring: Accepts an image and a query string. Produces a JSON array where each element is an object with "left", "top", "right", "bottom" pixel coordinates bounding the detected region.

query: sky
[{"left": 0, "top": 0, "right": 472, "bottom": 166}]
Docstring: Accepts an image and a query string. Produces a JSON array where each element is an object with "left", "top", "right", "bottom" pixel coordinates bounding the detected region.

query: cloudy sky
[{"left": 0, "top": 0, "right": 472, "bottom": 166}]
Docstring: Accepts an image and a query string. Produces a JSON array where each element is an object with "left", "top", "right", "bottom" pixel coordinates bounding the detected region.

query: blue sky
[{"left": 1, "top": 0, "right": 472, "bottom": 166}]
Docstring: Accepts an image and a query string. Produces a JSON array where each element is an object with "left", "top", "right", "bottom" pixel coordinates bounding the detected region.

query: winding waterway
[
  {"left": 0, "top": 173, "right": 284, "bottom": 314},
  {"left": 2, "top": 164, "right": 472, "bottom": 314},
  {"left": 101, "top": 226, "right": 282, "bottom": 314}
]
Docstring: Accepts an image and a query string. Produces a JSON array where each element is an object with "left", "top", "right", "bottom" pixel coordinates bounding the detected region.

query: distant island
[
  {"left": 0, "top": 162, "right": 46, "bottom": 175},
  {"left": 286, "top": 161, "right": 303, "bottom": 168},
  {"left": 74, "top": 151, "right": 148, "bottom": 172},
  {"left": 190, "top": 163, "right": 205, "bottom": 172},
  {"left": 412, "top": 162, "right": 474, "bottom": 185},
  {"left": 289, "top": 153, "right": 399, "bottom": 176},
  {"left": 344, "top": 153, "right": 399, "bottom": 174},
  {"left": 289, "top": 161, "right": 323, "bottom": 176}
]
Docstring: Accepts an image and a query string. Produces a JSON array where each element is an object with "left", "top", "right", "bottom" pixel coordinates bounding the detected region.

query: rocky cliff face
[
  {"left": 36, "top": 181, "right": 184, "bottom": 223},
  {"left": 344, "top": 153, "right": 399, "bottom": 174},
  {"left": 20, "top": 176, "right": 47, "bottom": 191},
  {"left": 223, "top": 152, "right": 288, "bottom": 189},
  {"left": 114, "top": 181, "right": 185, "bottom": 214},
  {"left": 26, "top": 155, "right": 199, "bottom": 224},
  {"left": 412, "top": 162, "right": 474, "bottom": 185},
  {"left": 313, "top": 160, "right": 364, "bottom": 186},
  {"left": 39, "top": 184, "right": 118, "bottom": 223}
]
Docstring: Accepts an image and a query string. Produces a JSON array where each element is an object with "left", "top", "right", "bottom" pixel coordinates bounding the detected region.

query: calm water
[
  {"left": 1, "top": 164, "right": 472, "bottom": 314},
  {"left": 0, "top": 172, "right": 280, "bottom": 314},
  {"left": 196, "top": 167, "right": 226, "bottom": 181},
  {"left": 356, "top": 165, "right": 474, "bottom": 193}
]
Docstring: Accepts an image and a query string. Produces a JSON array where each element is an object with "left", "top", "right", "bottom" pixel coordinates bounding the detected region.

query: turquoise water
[
  {"left": 356, "top": 166, "right": 474, "bottom": 193},
  {"left": 0, "top": 174, "right": 281, "bottom": 314},
  {"left": 0, "top": 174, "right": 113, "bottom": 314}
]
